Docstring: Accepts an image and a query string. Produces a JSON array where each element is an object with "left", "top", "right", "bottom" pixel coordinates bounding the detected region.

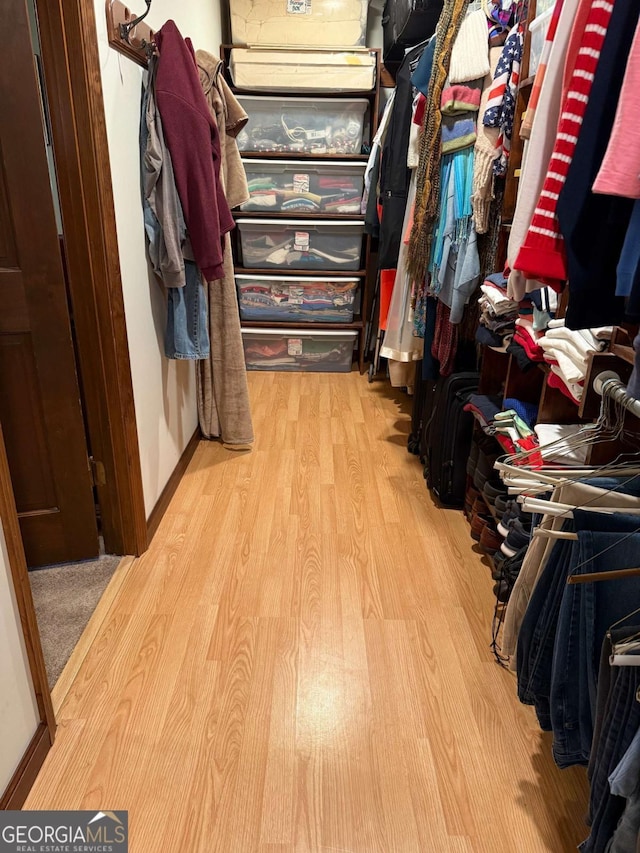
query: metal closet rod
[
  {"left": 593, "top": 370, "right": 640, "bottom": 420},
  {"left": 567, "top": 370, "right": 640, "bottom": 585}
]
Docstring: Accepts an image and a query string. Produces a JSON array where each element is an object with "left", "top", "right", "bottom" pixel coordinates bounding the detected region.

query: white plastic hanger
[
  {"left": 520, "top": 496, "right": 640, "bottom": 517},
  {"left": 609, "top": 611, "right": 640, "bottom": 666}
]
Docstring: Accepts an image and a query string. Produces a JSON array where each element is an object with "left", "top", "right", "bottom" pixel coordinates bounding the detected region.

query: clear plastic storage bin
[
  {"left": 236, "top": 219, "right": 364, "bottom": 271},
  {"left": 241, "top": 160, "right": 365, "bottom": 214},
  {"left": 532, "top": 0, "right": 555, "bottom": 15},
  {"left": 528, "top": 8, "right": 553, "bottom": 78},
  {"left": 242, "top": 328, "right": 357, "bottom": 372},
  {"left": 229, "top": 0, "right": 368, "bottom": 49},
  {"left": 236, "top": 96, "right": 368, "bottom": 155},
  {"left": 229, "top": 49, "right": 376, "bottom": 93},
  {"left": 236, "top": 275, "right": 359, "bottom": 323}
]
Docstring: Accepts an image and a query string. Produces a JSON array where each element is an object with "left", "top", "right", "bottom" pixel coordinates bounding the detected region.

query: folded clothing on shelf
[
  {"left": 534, "top": 423, "right": 589, "bottom": 464},
  {"left": 236, "top": 275, "right": 358, "bottom": 323},
  {"left": 237, "top": 220, "right": 364, "bottom": 271},
  {"left": 464, "top": 393, "right": 541, "bottom": 460},
  {"left": 241, "top": 161, "right": 365, "bottom": 214},
  {"left": 242, "top": 328, "right": 356, "bottom": 372}
]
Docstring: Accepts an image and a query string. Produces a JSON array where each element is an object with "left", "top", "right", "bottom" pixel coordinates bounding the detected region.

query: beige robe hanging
[{"left": 195, "top": 50, "right": 254, "bottom": 447}]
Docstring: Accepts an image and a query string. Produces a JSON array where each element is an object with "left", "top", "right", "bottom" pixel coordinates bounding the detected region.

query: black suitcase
[
  {"left": 422, "top": 372, "right": 480, "bottom": 508},
  {"left": 408, "top": 361, "right": 434, "bottom": 455},
  {"left": 382, "top": 0, "right": 443, "bottom": 64}
]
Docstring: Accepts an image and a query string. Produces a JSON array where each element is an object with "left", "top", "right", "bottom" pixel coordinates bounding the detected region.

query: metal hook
[{"left": 119, "top": 0, "right": 152, "bottom": 44}]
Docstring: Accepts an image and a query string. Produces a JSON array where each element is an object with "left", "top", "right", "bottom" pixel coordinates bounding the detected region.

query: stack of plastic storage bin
[
  {"left": 226, "top": 0, "right": 378, "bottom": 373},
  {"left": 527, "top": 0, "right": 555, "bottom": 78}
]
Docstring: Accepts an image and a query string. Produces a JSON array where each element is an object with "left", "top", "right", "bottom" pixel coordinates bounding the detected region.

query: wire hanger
[
  {"left": 567, "top": 524, "right": 640, "bottom": 585},
  {"left": 608, "top": 609, "right": 640, "bottom": 666},
  {"left": 496, "top": 380, "right": 640, "bottom": 488}
]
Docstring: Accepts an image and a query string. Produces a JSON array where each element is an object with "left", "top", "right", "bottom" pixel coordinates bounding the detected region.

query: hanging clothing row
[
  {"left": 397, "top": 0, "right": 640, "bottom": 849},
  {"left": 370, "top": 0, "right": 527, "bottom": 388},
  {"left": 489, "top": 387, "right": 640, "bottom": 852},
  {"left": 140, "top": 20, "right": 254, "bottom": 448}
]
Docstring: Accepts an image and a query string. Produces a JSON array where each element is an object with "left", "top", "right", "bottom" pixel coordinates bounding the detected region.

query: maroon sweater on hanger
[{"left": 155, "top": 20, "right": 234, "bottom": 282}]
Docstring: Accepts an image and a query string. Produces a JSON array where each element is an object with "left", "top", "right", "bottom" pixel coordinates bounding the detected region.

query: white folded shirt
[{"left": 534, "top": 423, "right": 588, "bottom": 464}]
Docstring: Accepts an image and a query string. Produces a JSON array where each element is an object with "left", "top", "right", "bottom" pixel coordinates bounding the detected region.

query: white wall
[
  {"left": 367, "top": 2, "right": 384, "bottom": 50},
  {"left": 93, "top": 2, "right": 223, "bottom": 518},
  {"left": 0, "top": 517, "right": 39, "bottom": 792}
]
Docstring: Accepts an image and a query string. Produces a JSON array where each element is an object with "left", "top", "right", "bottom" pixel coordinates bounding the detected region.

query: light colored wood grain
[
  {"left": 24, "top": 372, "right": 590, "bottom": 852},
  {"left": 51, "top": 555, "right": 135, "bottom": 715}
]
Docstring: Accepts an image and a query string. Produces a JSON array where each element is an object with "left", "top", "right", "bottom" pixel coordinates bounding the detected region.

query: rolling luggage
[{"left": 422, "top": 371, "right": 480, "bottom": 508}]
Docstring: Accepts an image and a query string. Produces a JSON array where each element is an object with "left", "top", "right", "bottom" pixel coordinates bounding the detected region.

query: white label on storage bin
[
  {"left": 288, "top": 338, "right": 303, "bottom": 356},
  {"left": 286, "top": 0, "right": 311, "bottom": 14},
  {"left": 293, "top": 174, "right": 310, "bottom": 193},
  {"left": 294, "top": 231, "right": 310, "bottom": 251},
  {"left": 306, "top": 129, "right": 327, "bottom": 141}
]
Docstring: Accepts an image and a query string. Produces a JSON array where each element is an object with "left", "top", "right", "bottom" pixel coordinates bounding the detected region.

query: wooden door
[{"left": 0, "top": 0, "right": 99, "bottom": 567}]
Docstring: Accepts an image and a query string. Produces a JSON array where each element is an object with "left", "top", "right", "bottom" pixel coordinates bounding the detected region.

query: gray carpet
[{"left": 29, "top": 555, "right": 122, "bottom": 688}]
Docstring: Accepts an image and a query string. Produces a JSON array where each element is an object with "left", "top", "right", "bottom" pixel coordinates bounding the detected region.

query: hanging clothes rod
[
  {"left": 562, "top": 370, "right": 640, "bottom": 585},
  {"left": 593, "top": 370, "right": 640, "bottom": 419}
]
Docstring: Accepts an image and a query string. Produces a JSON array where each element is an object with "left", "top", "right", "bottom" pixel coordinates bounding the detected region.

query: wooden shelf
[
  {"left": 233, "top": 210, "right": 366, "bottom": 221},
  {"left": 239, "top": 151, "right": 369, "bottom": 162},
  {"left": 240, "top": 319, "right": 364, "bottom": 330},
  {"left": 234, "top": 267, "right": 367, "bottom": 277},
  {"left": 519, "top": 75, "right": 535, "bottom": 91}
]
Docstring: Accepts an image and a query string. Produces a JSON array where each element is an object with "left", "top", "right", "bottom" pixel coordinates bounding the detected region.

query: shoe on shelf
[
  {"left": 473, "top": 451, "right": 499, "bottom": 491},
  {"left": 483, "top": 480, "right": 508, "bottom": 506},
  {"left": 472, "top": 496, "right": 492, "bottom": 517},
  {"left": 494, "top": 494, "right": 514, "bottom": 515},
  {"left": 480, "top": 525, "right": 502, "bottom": 556},
  {"left": 498, "top": 504, "right": 522, "bottom": 537},
  {"left": 493, "top": 579, "right": 511, "bottom": 603},
  {"left": 466, "top": 442, "right": 480, "bottom": 478},
  {"left": 470, "top": 514, "right": 489, "bottom": 541},
  {"left": 491, "top": 552, "right": 508, "bottom": 580},
  {"left": 500, "top": 519, "right": 532, "bottom": 557}
]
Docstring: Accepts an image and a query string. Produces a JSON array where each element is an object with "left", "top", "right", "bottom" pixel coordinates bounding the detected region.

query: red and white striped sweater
[{"left": 514, "top": 0, "right": 615, "bottom": 284}]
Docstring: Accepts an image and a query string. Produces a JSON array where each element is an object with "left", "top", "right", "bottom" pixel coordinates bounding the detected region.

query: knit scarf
[
  {"left": 514, "top": 0, "right": 615, "bottom": 283},
  {"left": 407, "top": 0, "right": 469, "bottom": 285}
]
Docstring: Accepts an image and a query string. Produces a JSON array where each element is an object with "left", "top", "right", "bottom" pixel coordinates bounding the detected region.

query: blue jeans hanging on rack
[
  {"left": 165, "top": 263, "right": 210, "bottom": 360},
  {"left": 550, "top": 514, "right": 640, "bottom": 770}
]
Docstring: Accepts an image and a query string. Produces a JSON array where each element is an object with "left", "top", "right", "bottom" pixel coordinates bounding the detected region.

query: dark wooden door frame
[
  {"left": 0, "top": 424, "right": 55, "bottom": 809},
  {"left": 32, "top": 0, "right": 148, "bottom": 556}
]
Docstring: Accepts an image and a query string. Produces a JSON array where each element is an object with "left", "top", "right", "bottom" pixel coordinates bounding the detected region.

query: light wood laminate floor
[{"left": 25, "top": 372, "right": 589, "bottom": 851}]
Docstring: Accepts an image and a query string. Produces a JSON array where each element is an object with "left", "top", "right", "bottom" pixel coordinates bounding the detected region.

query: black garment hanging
[
  {"left": 558, "top": 0, "right": 640, "bottom": 330},
  {"left": 377, "top": 39, "right": 430, "bottom": 271},
  {"left": 383, "top": 0, "right": 443, "bottom": 63}
]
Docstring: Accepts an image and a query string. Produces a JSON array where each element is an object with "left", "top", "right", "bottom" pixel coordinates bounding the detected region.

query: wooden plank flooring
[{"left": 25, "top": 372, "right": 590, "bottom": 851}]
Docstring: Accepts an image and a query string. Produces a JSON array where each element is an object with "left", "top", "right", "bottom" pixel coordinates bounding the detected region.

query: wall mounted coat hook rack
[{"left": 106, "top": 0, "right": 156, "bottom": 68}]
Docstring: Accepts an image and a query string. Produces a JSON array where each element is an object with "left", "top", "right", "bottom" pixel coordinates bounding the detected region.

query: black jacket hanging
[
  {"left": 378, "top": 40, "right": 430, "bottom": 271},
  {"left": 558, "top": 0, "right": 640, "bottom": 330}
]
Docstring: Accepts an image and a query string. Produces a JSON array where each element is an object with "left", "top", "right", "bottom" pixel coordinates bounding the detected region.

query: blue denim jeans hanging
[
  {"left": 165, "top": 261, "right": 210, "bottom": 360},
  {"left": 550, "top": 511, "right": 640, "bottom": 770}
]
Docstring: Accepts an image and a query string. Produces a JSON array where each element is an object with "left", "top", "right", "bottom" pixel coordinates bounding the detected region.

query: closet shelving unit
[
  {"left": 469, "top": 0, "right": 590, "bottom": 558},
  {"left": 222, "top": 46, "right": 381, "bottom": 374},
  {"left": 475, "top": 1, "right": 592, "bottom": 439}
]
